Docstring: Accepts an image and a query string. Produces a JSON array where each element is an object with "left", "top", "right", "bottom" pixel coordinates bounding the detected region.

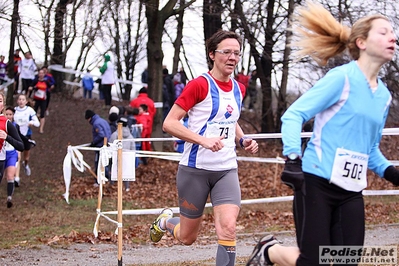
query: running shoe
[
  {"left": 14, "top": 176, "right": 20, "bottom": 187},
  {"left": 246, "top": 235, "right": 279, "bottom": 266},
  {"left": 7, "top": 196, "right": 13, "bottom": 208},
  {"left": 25, "top": 164, "right": 31, "bottom": 176},
  {"left": 28, "top": 139, "right": 36, "bottom": 148},
  {"left": 149, "top": 208, "right": 173, "bottom": 242}
]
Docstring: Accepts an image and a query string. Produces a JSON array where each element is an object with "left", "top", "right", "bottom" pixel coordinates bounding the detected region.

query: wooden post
[{"left": 117, "top": 123, "right": 123, "bottom": 265}]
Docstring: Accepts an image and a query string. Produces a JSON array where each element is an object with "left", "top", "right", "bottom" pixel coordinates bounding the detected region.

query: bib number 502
[{"left": 343, "top": 162, "right": 363, "bottom": 180}]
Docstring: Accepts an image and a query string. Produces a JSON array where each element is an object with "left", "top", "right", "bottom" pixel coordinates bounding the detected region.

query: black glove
[
  {"left": 281, "top": 158, "right": 305, "bottom": 194},
  {"left": 384, "top": 166, "right": 399, "bottom": 186}
]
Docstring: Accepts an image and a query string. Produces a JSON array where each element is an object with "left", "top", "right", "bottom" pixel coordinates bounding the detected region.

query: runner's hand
[
  {"left": 201, "top": 136, "right": 225, "bottom": 152},
  {"left": 241, "top": 138, "right": 259, "bottom": 154},
  {"left": 281, "top": 158, "right": 305, "bottom": 194},
  {"left": 0, "top": 130, "right": 7, "bottom": 140},
  {"left": 384, "top": 166, "right": 399, "bottom": 186}
]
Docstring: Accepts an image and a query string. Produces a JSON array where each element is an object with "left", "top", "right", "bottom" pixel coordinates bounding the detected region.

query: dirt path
[{"left": 0, "top": 224, "right": 398, "bottom": 265}]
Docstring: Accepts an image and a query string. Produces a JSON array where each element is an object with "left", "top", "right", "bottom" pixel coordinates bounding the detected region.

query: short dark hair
[
  {"left": 85, "top": 109, "right": 95, "bottom": 119},
  {"left": 139, "top": 87, "right": 147, "bottom": 94},
  {"left": 108, "top": 112, "right": 118, "bottom": 122},
  {"left": 5, "top": 107, "right": 15, "bottom": 113},
  {"left": 139, "top": 104, "right": 148, "bottom": 112},
  {"left": 206, "top": 30, "right": 242, "bottom": 68}
]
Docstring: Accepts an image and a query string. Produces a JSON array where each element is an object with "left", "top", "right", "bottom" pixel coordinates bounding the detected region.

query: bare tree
[
  {"left": 32, "top": 0, "right": 56, "bottom": 66},
  {"left": 73, "top": 0, "right": 107, "bottom": 74},
  {"left": 275, "top": 0, "right": 296, "bottom": 131},
  {"left": 50, "top": 0, "right": 73, "bottom": 92},
  {"left": 203, "top": 0, "right": 222, "bottom": 69},
  {"left": 171, "top": 0, "right": 185, "bottom": 75},
  {"left": 103, "top": 0, "right": 147, "bottom": 100},
  {"left": 232, "top": 0, "right": 284, "bottom": 132},
  {"left": 143, "top": 0, "right": 195, "bottom": 148},
  {"left": 5, "top": 0, "right": 20, "bottom": 105}
]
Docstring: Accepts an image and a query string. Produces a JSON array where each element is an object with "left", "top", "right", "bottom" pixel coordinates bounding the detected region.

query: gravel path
[{"left": 0, "top": 224, "right": 398, "bottom": 265}]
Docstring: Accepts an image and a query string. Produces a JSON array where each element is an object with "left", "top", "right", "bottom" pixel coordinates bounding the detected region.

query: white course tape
[{"left": 99, "top": 190, "right": 399, "bottom": 216}]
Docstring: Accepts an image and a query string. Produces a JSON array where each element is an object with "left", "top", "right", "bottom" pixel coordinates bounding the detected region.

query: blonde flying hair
[{"left": 291, "top": 1, "right": 390, "bottom": 66}]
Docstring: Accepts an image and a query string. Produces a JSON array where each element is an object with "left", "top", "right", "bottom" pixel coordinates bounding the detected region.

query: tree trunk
[
  {"left": 145, "top": 0, "right": 169, "bottom": 151},
  {"left": 203, "top": 0, "right": 222, "bottom": 69},
  {"left": 260, "top": 0, "right": 276, "bottom": 133},
  {"left": 275, "top": 0, "right": 295, "bottom": 132},
  {"left": 172, "top": 0, "right": 185, "bottom": 75},
  {"left": 6, "top": 0, "right": 20, "bottom": 106},
  {"left": 51, "top": 0, "right": 71, "bottom": 93}
]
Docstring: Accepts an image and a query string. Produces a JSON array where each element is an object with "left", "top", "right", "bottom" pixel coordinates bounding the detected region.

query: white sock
[{"left": 158, "top": 218, "right": 166, "bottom": 230}]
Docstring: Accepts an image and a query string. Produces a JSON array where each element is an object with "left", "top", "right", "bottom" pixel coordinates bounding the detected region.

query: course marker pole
[{"left": 117, "top": 123, "right": 123, "bottom": 266}]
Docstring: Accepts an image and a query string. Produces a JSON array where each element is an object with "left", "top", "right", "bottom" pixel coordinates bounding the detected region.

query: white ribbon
[
  {"left": 62, "top": 145, "right": 98, "bottom": 203},
  {"left": 62, "top": 152, "right": 71, "bottom": 204}
]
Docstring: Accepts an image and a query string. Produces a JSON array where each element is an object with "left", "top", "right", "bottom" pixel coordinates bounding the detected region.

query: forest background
[{"left": 0, "top": 1, "right": 399, "bottom": 264}]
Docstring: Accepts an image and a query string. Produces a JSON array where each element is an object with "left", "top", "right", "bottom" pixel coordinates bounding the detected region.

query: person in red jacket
[
  {"left": 129, "top": 87, "right": 156, "bottom": 119},
  {"left": 135, "top": 104, "right": 152, "bottom": 165}
]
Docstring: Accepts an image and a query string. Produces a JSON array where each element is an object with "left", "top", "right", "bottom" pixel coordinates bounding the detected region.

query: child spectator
[
  {"left": 136, "top": 104, "right": 152, "bottom": 165},
  {"left": 125, "top": 106, "right": 141, "bottom": 167},
  {"left": 82, "top": 69, "right": 94, "bottom": 99},
  {"left": 108, "top": 112, "right": 118, "bottom": 134}
]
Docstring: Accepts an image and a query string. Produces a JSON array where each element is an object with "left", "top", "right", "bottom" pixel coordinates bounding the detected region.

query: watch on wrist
[
  {"left": 287, "top": 153, "right": 300, "bottom": 160},
  {"left": 239, "top": 136, "right": 248, "bottom": 148}
]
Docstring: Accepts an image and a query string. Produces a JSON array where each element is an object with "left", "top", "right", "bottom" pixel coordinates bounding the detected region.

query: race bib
[
  {"left": 34, "top": 90, "right": 46, "bottom": 100},
  {"left": 330, "top": 148, "right": 368, "bottom": 192},
  {"left": 205, "top": 121, "right": 236, "bottom": 148}
]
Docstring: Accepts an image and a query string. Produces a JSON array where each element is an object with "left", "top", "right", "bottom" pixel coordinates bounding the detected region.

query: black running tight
[{"left": 294, "top": 173, "right": 365, "bottom": 266}]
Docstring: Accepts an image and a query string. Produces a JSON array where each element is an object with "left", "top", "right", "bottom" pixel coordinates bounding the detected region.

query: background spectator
[
  {"left": 19, "top": 51, "right": 37, "bottom": 95},
  {"left": 173, "top": 73, "right": 185, "bottom": 99},
  {"left": 85, "top": 109, "right": 111, "bottom": 185},
  {"left": 136, "top": 104, "right": 152, "bottom": 165},
  {"left": 82, "top": 69, "right": 94, "bottom": 99},
  {"left": 0, "top": 55, "right": 7, "bottom": 85},
  {"left": 130, "top": 87, "right": 155, "bottom": 118},
  {"left": 162, "top": 68, "right": 175, "bottom": 121},
  {"left": 12, "top": 49, "right": 21, "bottom": 94},
  {"left": 99, "top": 54, "right": 115, "bottom": 108},
  {"left": 247, "top": 69, "right": 258, "bottom": 111}
]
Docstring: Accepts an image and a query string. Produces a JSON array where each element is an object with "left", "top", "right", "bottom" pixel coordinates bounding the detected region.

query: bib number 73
[{"left": 219, "top": 127, "right": 229, "bottom": 139}]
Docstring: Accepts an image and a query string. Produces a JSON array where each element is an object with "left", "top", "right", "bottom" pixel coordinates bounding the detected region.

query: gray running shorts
[{"left": 176, "top": 165, "right": 241, "bottom": 219}]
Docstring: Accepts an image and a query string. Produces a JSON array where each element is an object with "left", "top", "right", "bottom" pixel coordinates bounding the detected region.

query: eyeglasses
[{"left": 215, "top": 49, "right": 242, "bottom": 57}]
